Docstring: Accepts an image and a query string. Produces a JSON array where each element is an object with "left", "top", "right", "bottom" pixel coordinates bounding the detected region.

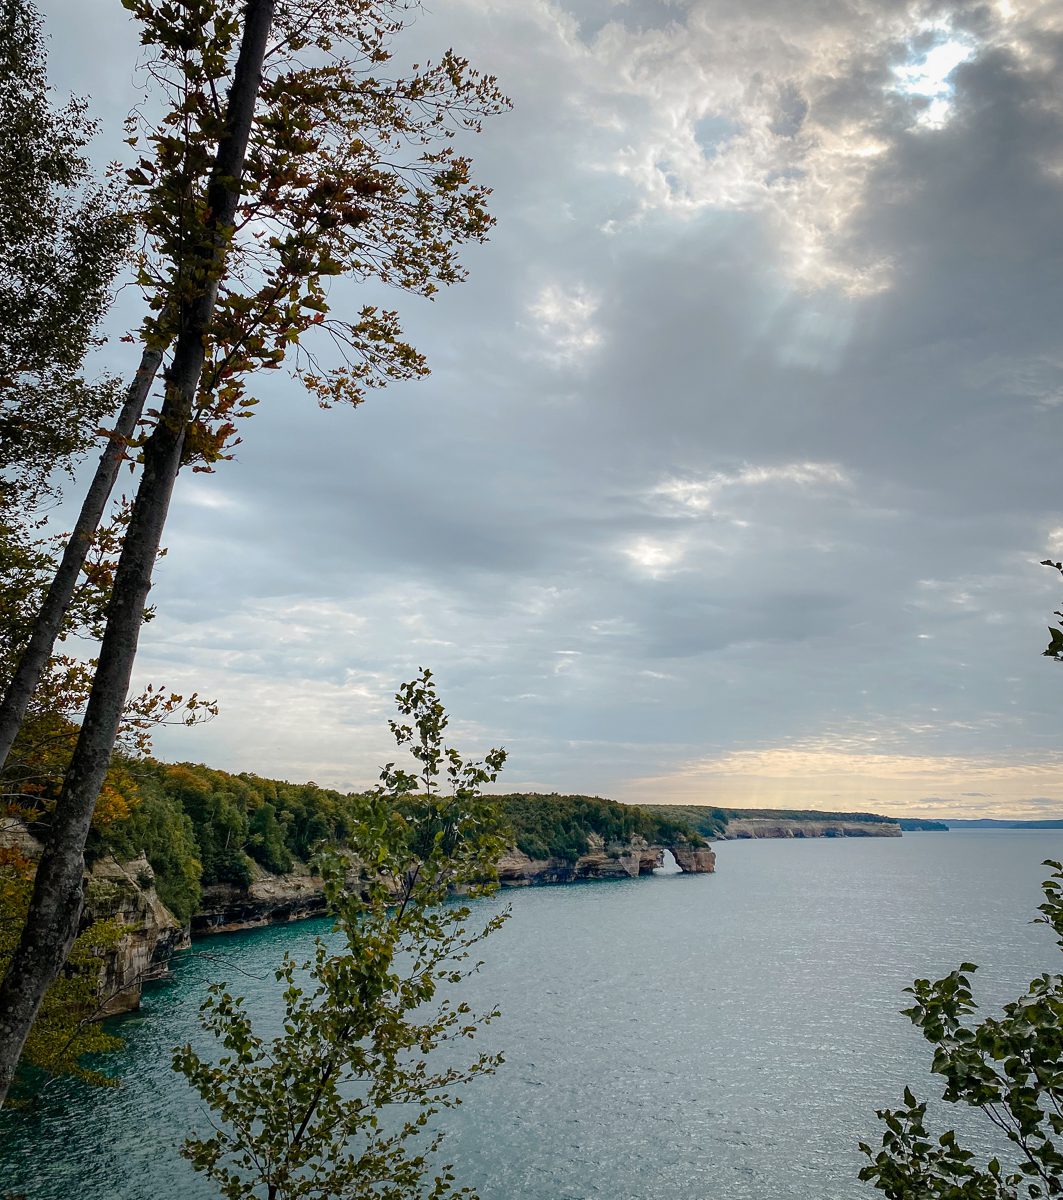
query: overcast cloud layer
[{"left": 38, "top": 0, "right": 1063, "bottom": 817}]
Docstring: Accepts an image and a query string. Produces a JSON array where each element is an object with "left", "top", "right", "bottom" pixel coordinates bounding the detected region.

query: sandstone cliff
[
  {"left": 84, "top": 854, "right": 189, "bottom": 1015},
  {"left": 722, "top": 817, "right": 901, "bottom": 839},
  {"left": 191, "top": 833, "right": 716, "bottom": 926},
  {"left": 192, "top": 861, "right": 329, "bottom": 934},
  {"left": 3, "top": 822, "right": 715, "bottom": 1022},
  {"left": 496, "top": 833, "right": 715, "bottom": 885},
  {"left": 1, "top": 821, "right": 188, "bottom": 1017}
]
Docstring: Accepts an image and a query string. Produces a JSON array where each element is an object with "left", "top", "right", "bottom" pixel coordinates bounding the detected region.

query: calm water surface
[{"left": 5, "top": 831, "right": 1063, "bottom": 1199}]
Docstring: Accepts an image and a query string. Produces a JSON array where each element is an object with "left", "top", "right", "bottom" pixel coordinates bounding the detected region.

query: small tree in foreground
[
  {"left": 0, "top": 0, "right": 508, "bottom": 1105},
  {"left": 860, "top": 861, "right": 1063, "bottom": 1199},
  {"left": 175, "top": 670, "right": 508, "bottom": 1200}
]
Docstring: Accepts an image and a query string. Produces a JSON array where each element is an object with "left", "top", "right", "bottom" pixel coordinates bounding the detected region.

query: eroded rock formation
[
  {"left": 496, "top": 833, "right": 714, "bottom": 886},
  {"left": 84, "top": 853, "right": 188, "bottom": 1016},
  {"left": 193, "top": 861, "right": 330, "bottom": 934},
  {"left": 0, "top": 821, "right": 189, "bottom": 1017},
  {"left": 2, "top": 817, "right": 717, "bottom": 1026},
  {"left": 670, "top": 844, "right": 717, "bottom": 873}
]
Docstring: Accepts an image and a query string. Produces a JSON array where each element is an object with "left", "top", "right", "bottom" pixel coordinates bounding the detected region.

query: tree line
[
  {"left": 3, "top": 1, "right": 1063, "bottom": 1197},
  {"left": 0, "top": 0, "right": 507, "bottom": 1104}
]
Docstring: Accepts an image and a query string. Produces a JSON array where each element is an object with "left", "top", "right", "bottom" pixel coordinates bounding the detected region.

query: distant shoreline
[{"left": 928, "top": 818, "right": 1063, "bottom": 830}]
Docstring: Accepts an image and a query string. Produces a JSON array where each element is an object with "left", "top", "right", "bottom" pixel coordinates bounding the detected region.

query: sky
[{"left": 35, "top": 0, "right": 1063, "bottom": 818}]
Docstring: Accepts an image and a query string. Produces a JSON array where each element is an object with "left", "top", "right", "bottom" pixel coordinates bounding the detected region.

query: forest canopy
[{"left": 83, "top": 764, "right": 709, "bottom": 922}]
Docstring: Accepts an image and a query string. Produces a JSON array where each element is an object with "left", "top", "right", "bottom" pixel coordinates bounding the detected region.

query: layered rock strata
[
  {"left": 722, "top": 818, "right": 901, "bottom": 839},
  {"left": 2, "top": 822, "right": 715, "bottom": 1018},
  {"left": 496, "top": 834, "right": 715, "bottom": 886},
  {"left": 1, "top": 822, "right": 188, "bottom": 1017},
  {"left": 192, "top": 861, "right": 329, "bottom": 935},
  {"left": 84, "top": 853, "right": 189, "bottom": 1016},
  {"left": 670, "top": 844, "right": 718, "bottom": 872}
]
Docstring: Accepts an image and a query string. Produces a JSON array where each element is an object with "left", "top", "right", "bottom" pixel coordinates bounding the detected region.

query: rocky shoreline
[
  {"left": 85, "top": 854, "right": 190, "bottom": 1016},
  {"left": 79, "top": 832, "right": 716, "bottom": 1016},
  {"left": 496, "top": 833, "right": 715, "bottom": 885}
]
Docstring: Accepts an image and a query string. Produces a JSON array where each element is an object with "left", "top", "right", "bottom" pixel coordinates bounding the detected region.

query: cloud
[
  {"left": 485, "top": 0, "right": 1024, "bottom": 292},
  {"left": 624, "top": 743, "right": 1063, "bottom": 816},
  {"left": 650, "top": 462, "right": 851, "bottom": 516},
  {"left": 622, "top": 535, "right": 687, "bottom": 577},
  {"left": 526, "top": 282, "right": 603, "bottom": 364},
  {"left": 34, "top": 0, "right": 1063, "bottom": 817}
]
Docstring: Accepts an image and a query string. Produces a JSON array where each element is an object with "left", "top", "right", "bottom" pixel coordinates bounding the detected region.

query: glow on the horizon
[{"left": 622, "top": 745, "right": 1063, "bottom": 819}]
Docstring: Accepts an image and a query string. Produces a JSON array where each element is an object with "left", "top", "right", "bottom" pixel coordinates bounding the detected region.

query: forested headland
[
  {"left": 641, "top": 805, "right": 947, "bottom": 838},
  {"left": 67, "top": 762, "right": 710, "bottom": 925}
]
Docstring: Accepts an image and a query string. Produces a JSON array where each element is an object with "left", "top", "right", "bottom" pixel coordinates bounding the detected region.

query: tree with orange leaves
[{"left": 0, "top": 0, "right": 507, "bottom": 1104}]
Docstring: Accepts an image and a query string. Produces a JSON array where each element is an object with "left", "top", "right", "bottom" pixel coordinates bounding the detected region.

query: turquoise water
[{"left": 5, "top": 831, "right": 1063, "bottom": 1198}]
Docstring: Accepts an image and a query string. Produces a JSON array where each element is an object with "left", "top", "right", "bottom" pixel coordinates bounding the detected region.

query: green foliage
[
  {"left": 0, "top": 0, "right": 130, "bottom": 514},
  {"left": 95, "top": 760, "right": 359, "bottom": 911},
  {"left": 859, "top": 860, "right": 1063, "bottom": 1198},
  {"left": 153, "top": 762, "right": 253, "bottom": 887},
  {"left": 89, "top": 774, "right": 202, "bottom": 923},
  {"left": 724, "top": 806, "right": 895, "bottom": 824},
  {"left": 638, "top": 803, "right": 730, "bottom": 840},
  {"left": 174, "top": 669, "right": 508, "bottom": 1200},
  {"left": 0, "top": 854, "right": 122, "bottom": 1097},
  {"left": 247, "top": 802, "right": 293, "bottom": 876},
  {"left": 0, "top": 0, "right": 131, "bottom": 711},
  {"left": 1041, "top": 561, "right": 1063, "bottom": 663},
  {"left": 95, "top": 770, "right": 709, "bottom": 917},
  {"left": 498, "top": 794, "right": 706, "bottom": 862}
]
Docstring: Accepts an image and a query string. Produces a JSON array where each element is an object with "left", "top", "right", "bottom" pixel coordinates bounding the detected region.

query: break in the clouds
[{"left": 38, "top": 0, "right": 1063, "bottom": 815}]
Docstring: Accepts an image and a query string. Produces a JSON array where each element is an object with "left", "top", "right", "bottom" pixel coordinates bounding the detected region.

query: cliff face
[
  {"left": 191, "top": 834, "right": 717, "bottom": 925},
  {"left": 84, "top": 854, "right": 189, "bottom": 1016},
  {"left": 722, "top": 818, "right": 901, "bottom": 839},
  {"left": 193, "top": 861, "right": 329, "bottom": 935},
  {"left": 3, "top": 820, "right": 716, "bottom": 1025},
  {"left": 0, "top": 822, "right": 188, "bottom": 1018},
  {"left": 670, "top": 844, "right": 718, "bottom": 872},
  {"left": 497, "top": 834, "right": 715, "bottom": 886}
]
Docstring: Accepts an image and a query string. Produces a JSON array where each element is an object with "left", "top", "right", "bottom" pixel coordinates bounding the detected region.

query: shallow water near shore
[{"left": 5, "top": 829, "right": 1063, "bottom": 1199}]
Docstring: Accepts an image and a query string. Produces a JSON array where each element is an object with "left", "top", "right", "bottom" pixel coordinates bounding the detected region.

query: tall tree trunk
[
  {"left": 0, "top": 0, "right": 277, "bottom": 1105},
  {"left": 0, "top": 341, "right": 166, "bottom": 772}
]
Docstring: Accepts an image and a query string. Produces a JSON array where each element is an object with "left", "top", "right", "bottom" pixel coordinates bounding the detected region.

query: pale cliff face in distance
[{"left": 38, "top": 0, "right": 1063, "bottom": 818}]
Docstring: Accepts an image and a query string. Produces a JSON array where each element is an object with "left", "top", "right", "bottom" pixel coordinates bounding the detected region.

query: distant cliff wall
[
  {"left": 721, "top": 818, "right": 901, "bottom": 839},
  {"left": 193, "top": 861, "right": 330, "bottom": 935},
  {"left": 496, "top": 833, "right": 715, "bottom": 885}
]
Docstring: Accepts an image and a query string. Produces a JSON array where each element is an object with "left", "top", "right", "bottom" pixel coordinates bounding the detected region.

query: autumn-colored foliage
[
  {"left": 121, "top": 0, "right": 510, "bottom": 470},
  {"left": 0, "top": 0, "right": 508, "bottom": 1106},
  {"left": 0, "top": 847, "right": 122, "bottom": 1099}
]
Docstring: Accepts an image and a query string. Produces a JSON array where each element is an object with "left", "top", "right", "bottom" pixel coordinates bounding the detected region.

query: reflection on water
[{"left": 4, "top": 831, "right": 1063, "bottom": 1200}]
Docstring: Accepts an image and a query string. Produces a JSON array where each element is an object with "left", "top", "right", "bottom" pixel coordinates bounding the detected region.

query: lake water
[{"left": 5, "top": 831, "right": 1063, "bottom": 1199}]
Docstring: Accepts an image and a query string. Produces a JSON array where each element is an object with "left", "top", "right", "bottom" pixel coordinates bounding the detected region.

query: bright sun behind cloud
[{"left": 893, "top": 30, "right": 975, "bottom": 128}]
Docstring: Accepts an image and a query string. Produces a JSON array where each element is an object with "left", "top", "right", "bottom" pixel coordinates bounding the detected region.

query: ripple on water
[{"left": 4, "top": 831, "right": 1063, "bottom": 1199}]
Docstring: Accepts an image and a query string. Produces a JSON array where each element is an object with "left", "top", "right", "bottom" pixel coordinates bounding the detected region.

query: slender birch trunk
[
  {"left": 0, "top": 0, "right": 277, "bottom": 1105},
  {"left": 0, "top": 342, "right": 166, "bottom": 772}
]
